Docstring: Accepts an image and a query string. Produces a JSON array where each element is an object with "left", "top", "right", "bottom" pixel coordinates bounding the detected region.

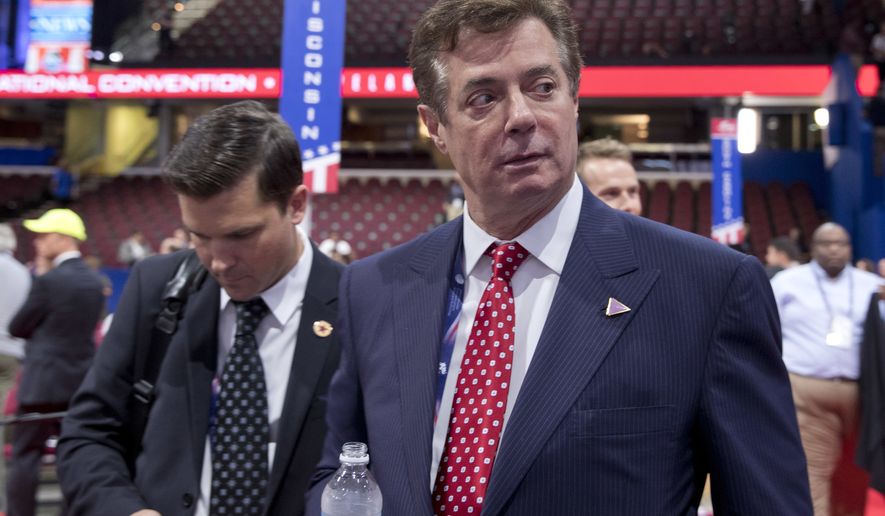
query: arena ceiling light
[
  {"left": 814, "top": 107, "right": 830, "bottom": 128},
  {"left": 736, "top": 108, "right": 758, "bottom": 154}
]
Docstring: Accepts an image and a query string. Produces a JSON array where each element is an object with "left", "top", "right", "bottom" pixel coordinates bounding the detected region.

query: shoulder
[
  {"left": 309, "top": 244, "right": 345, "bottom": 279},
  {"left": 123, "top": 251, "right": 200, "bottom": 296},
  {"left": 852, "top": 267, "right": 885, "bottom": 288},
  {"left": 619, "top": 213, "right": 748, "bottom": 269}
]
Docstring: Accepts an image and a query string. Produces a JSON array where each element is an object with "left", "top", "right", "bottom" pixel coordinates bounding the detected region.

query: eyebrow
[
  {"left": 185, "top": 223, "right": 262, "bottom": 240},
  {"left": 461, "top": 65, "right": 560, "bottom": 94}
]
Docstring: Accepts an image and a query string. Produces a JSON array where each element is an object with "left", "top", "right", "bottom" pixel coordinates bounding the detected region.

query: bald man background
[
  {"left": 771, "top": 222, "right": 884, "bottom": 515},
  {"left": 576, "top": 137, "right": 642, "bottom": 215}
]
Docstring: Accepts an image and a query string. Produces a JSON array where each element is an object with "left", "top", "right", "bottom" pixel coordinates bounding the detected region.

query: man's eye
[
  {"left": 231, "top": 231, "right": 256, "bottom": 240},
  {"left": 534, "top": 82, "right": 555, "bottom": 94},
  {"left": 468, "top": 93, "right": 495, "bottom": 107}
]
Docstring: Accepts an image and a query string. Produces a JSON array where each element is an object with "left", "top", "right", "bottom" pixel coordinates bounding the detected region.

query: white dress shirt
[
  {"left": 195, "top": 228, "right": 313, "bottom": 515},
  {"left": 429, "top": 175, "right": 583, "bottom": 488},
  {"left": 771, "top": 261, "right": 883, "bottom": 380},
  {"left": 53, "top": 250, "right": 81, "bottom": 267}
]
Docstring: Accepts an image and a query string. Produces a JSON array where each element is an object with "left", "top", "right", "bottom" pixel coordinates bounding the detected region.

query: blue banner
[
  {"left": 710, "top": 118, "right": 744, "bottom": 245},
  {"left": 279, "top": 0, "right": 346, "bottom": 193}
]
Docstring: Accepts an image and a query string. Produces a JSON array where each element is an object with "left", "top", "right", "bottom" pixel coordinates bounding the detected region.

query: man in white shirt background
[{"left": 772, "top": 221, "right": 885, "bottom": 516}]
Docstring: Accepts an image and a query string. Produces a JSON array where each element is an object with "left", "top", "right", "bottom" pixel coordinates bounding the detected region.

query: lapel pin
[
  {"left": 313, "top": 320, "right": 333, "bottom": 338},
  {"left": 605, "top": 297, "right": 631, "bottom": 317}
]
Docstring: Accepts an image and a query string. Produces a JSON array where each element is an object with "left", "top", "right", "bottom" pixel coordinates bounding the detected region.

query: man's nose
[
  {"left": 207, "top": 243, "right": 235, "bottom": 274},
  {"left": 504, "top": 93, "right": 537, "bottom": 134}
]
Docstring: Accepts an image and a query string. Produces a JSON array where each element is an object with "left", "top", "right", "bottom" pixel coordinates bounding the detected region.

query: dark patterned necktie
[
  {"left": 211, "top": 298, "right": 270, "bottom": 515},
  {"left": 432, "top": 242, "right": 530, "bottom": 515}
]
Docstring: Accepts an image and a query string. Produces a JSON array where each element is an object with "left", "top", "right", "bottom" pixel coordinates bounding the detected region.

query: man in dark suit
[
  {"left": 307, "top": 0, "right": 812, "bottom": 514},
  {"left": 7, "top": 208, "right": 105, "bottom": 516},
  {"left": 57, "top": 101, "right": 342, "bottom": 516}
]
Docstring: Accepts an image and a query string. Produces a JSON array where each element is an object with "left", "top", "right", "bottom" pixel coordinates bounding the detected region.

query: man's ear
[
  {"left": 418, "top": 104, "right": 447, "bottom": 155},
  {"left": 288, "top": 185, "right": 309, "bottom": 225}
]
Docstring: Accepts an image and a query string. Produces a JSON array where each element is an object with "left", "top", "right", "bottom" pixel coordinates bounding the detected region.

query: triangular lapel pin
[{"left": 605, "top": 297, "right": 631, "bottom": 317}]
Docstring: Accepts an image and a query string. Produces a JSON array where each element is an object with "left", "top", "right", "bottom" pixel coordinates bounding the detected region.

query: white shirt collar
[
  {"left": 219, "top": 227, "right": 313, "bottom": 327},
  {"left": 53, "top": 250, "right": 81, "bottom": 267},
  {"left": 462, "top": 174, "right": 582, "bottom": 276}
]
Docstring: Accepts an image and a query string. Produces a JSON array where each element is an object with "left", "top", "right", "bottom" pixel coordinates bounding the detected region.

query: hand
[
  {"left": 130, "top": 511, "right": 161, "bottom": 516},
  {"left": 32, "top": 255, "right": 53, "bottom": 276}
]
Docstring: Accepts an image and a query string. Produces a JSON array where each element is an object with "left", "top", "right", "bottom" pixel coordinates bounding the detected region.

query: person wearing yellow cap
[{"left": 7, "top": 208, "right": 104, "bottom": 516}]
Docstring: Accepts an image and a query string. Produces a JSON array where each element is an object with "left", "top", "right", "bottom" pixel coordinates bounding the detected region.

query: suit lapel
[
  {"left": 482, "top": 192, "right": 660, "bottom": 515},
  {"left": 266, "top": 247, "right": 340, "bottom": 503},
  {"left": 182, "top": 275, "right": 220, "bottom": 479},
  {"left": 394, "top": 219, "right": 463, "bottom": 513}
]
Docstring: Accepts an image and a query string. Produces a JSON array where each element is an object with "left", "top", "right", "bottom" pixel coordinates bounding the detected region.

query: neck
[
  {"left": 818, "top": 262, "right": 845, "bottom": 278},
  {"left": 466, "top": 182, "right": 571, "bottom": 241},
  {"left": 276, "top": 228, "right": 304, "bottom": 283}
]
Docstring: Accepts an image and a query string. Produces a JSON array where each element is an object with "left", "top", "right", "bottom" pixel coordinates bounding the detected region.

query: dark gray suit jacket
[
  {"left": 308, "top": 190, "right": 812, "bottom": 515},
  {"left": 9, "top": 256, "right": 104, "bottom": 407},
  {"left": 58, "top": 247, "right": 342, "bottom": 516}
]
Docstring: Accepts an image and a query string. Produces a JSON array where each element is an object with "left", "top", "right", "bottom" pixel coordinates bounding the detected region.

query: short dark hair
[
  {"left": 768, "top": 236, "right": 800, "bottom": 262},
  {"left": 408, "top": 0, "right": 582, "bottom": 121},
  {"left": 162, "top": 100, "right": 302, "bottom": 211}
]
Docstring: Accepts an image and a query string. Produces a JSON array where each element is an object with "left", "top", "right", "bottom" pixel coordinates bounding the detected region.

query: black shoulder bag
[{"left": 125, "top": 250, "right": 207, "bottom": 473}]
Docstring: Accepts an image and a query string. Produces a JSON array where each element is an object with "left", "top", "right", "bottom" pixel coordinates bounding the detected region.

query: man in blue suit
[{"left": 308, "top": 0, "right": 812, "bottom": 513}]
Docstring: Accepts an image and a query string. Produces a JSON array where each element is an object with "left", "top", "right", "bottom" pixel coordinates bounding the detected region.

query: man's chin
[{"left": 220, "top": 281, "right": 256, "bottom": 301}]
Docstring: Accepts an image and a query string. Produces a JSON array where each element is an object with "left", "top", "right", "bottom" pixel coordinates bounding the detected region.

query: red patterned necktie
[{"left": 432, "top": 242, "right": 530, "bottom": 516}]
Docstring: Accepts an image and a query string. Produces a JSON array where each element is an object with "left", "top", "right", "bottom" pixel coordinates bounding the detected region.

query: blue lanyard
[{"left": 434, "top": 246, "right": 464, "bottom": 424}]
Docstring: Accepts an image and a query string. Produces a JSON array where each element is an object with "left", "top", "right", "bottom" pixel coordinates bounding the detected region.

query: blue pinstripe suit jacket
[{"left": 308, "top": 189, "right": 812, "bottom": 515}]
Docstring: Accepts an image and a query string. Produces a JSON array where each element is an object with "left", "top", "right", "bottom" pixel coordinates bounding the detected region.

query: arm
[
  {"left": 305, "top": 267, "right": 369, "bottom": 514},
  {"left": 699, "top": 256, "right": 812, "bottom": 514},
  {"left": 8, "top": 274, "right": 50, "bottom": 339},
  {"left": 57, "top": 261, "right": 156, "bottom": 515}
]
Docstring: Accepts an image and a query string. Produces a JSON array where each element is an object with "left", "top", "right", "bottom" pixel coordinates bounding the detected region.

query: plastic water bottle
[{"left": 321, "top": 442, "right": 383, "bottom": 516}]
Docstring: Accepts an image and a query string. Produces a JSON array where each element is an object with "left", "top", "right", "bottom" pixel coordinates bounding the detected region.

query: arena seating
[
  {"left": 1, "top": 172, "right": 824, "bottom": 267},
  {"left": 311, "top": 176, "right": 448, "bottom": 257},
  {"left": 0, "top": 174, "right": 48, "bottom": 216},
  {"left": 155, "top": 0, "right": 881, "bottom": 66},
  {"left": 73, "top": 176, "right": 180, "bottom": 267}
]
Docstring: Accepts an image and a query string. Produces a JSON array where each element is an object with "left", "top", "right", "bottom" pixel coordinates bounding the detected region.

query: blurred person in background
[
  {"left": 576, "top": 136, "right": 642, "bottom": 216},
  {"left": 766, "top": 235, "right": 802, "bottom": 279},
  {"left": 771, "top": 222, "right": 885, "bottom": 516},
  {"left": 319, "top": 230, "right": 354, "bottom": 264},
  {"left": 159, "top": 227, "right": 190, "bottom": 254},
  {"left": 117, "top": 230, "right": 154, "bottom": 267},
  {"left": 0, "top": 224, "right": 31, "bottom": 514},
  {"left": 48, "top": 157, "right": 76, "bottom": 206},
  {"left": 856, "top": 258, "right": 876, "bottom": 274},
  {"left": 6, "top": 209, "right": 104, "bottom": 516}
]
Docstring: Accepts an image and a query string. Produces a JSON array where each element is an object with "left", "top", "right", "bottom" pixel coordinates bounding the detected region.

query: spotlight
[{"left": 737, "top": 108, "right": 758, "bottom": 154}]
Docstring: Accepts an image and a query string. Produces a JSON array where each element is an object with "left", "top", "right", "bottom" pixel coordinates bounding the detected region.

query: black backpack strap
[{"left": 125, "top": 250, "right": 207, "bottom": 472}]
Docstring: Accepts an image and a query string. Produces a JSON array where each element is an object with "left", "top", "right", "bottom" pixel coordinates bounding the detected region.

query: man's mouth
[{"left": 501, "top": 152, "right": 544, "bottom": 167}]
